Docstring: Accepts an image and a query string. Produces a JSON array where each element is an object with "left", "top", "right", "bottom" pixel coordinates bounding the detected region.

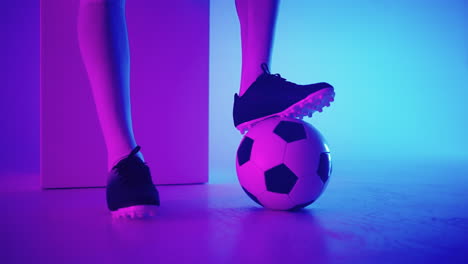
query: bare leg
[
  {"left": 235, "top": 0, "right": 279, "bottom": 96},
  {"left": 77, "top": 0, "right": 143, "bottom": 170}
]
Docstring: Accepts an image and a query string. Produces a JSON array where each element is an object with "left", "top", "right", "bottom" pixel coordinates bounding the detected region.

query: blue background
[{"left": 210, "top": 0, "right": 468, "bottom": 182}]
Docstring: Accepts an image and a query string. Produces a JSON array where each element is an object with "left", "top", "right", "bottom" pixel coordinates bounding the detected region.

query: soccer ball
[{"left": 236, "top": 117, "right": 332, "bottom": 210}]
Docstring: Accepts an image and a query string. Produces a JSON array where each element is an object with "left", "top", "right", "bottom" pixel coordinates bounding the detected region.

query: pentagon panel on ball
[
  {"left": 317, "top": 152, "right": 332, "bottom": 184},
  {"left": 264, "top": 164, "right": 298, "bottom": 194},
  {"left": 273, "top": 120, "right": 307, "bottom": 143},
  {"left": 236, "top": 117, "right": 332, "bottom": 211},
  {"left": 237, "top": 136, "right": 254, "bottom": 166}
]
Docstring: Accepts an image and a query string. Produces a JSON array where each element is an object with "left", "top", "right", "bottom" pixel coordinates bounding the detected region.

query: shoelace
[
  {"left": 261, "top": 63, "right": 286, "bottom": 81},
  {"left": 113, "top": 146, "right": 142, "bottom": 170},
  {"left": 261, "top": 63, "right": 300, "bottom": 91},
  {"left": 112, "top": 146, "right": 153, "bottom": 185}
]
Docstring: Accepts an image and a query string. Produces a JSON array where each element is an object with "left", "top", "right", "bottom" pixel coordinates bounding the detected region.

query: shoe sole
[
  {"left": 236, "top": 87, "right": 335, "bottom": 134},
  {"left": 111, "top": 205, "right": 158, "bottom": 219}
]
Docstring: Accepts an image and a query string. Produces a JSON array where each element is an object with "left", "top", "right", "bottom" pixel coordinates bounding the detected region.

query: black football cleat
[
  {"left": 106, "top": 146, "right": 160, "bottom": 218},
  {"left": 233, "top": 63, "right": 335, "bottom": 134}
]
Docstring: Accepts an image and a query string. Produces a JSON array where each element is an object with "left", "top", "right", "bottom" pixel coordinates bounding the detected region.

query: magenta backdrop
[
  {"left": 40, "top": 0, "right": 209, "bottom": 188},
  {"left": 2, "top": 0, "right": 212, "bottom": 187}
]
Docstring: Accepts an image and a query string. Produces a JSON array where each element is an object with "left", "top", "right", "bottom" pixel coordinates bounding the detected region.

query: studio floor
[{"left": 1, "top": 160, "right": 467, "bottom": 264}]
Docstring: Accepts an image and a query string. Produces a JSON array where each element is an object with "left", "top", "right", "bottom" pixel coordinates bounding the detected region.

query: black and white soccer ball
[{"left": 236, "top": 117, "right": 332, "bottom": 210}]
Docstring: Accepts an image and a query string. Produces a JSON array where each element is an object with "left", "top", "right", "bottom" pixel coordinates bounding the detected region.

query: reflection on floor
[{"left": 1, "top": 160, "right": 467, "bottom": 264}]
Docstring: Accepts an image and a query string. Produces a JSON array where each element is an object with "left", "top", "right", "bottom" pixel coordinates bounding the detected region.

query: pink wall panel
[{"left": 40, "top": 0, "right": 209, "bottom": 188}]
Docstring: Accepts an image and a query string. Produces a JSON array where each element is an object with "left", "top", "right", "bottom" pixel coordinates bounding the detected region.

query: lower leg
[
  {"left": 236, "top": 0, "right": 279, "bottom": 96},
  {"left": 77, "top": 0, "right": 143, "bottom": 170}
]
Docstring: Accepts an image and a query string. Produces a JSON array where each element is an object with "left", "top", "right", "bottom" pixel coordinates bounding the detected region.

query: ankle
[
  {"left": 107, "top": 147, "right": 144, "bottom": 171},
  {"left": 239, "top": 65, "right": 266, "bottom": 96}
]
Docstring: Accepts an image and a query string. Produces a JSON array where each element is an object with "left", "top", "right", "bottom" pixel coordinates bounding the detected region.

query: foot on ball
[{"left": 233, "top": 63, "right": 335, "bottom": 134}]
